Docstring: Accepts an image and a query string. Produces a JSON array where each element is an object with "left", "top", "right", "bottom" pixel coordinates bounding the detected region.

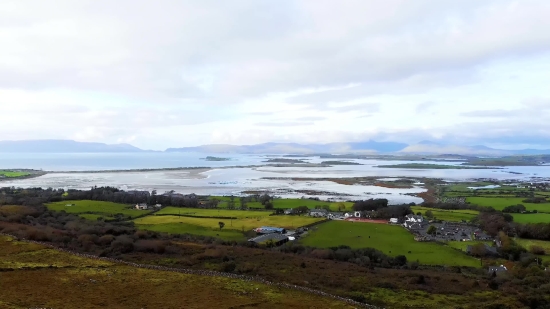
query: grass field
[
  {"left": 411, "top": 206, "right": 478, "bottom": 222},
  {"left": 0, "top": 170, "right": 30, "bottom": 178},
  {"left": 136, "top": 222, "right": 247, "bottom": 241},
  {"left": 212, "top": 197, "right": 353, "bottom": 211},
  {"left": 156, "top": 206, "right": 273, "bottom": 219},
  {"left": 300, "top": 221, "right": 480, "bottom": 267},
  {"left": 511, "top": 213, "right": 550, "bottom": 223},
  {"left": 135, "top": 214, "right": 322, "bottom": 234},
  {"left": 47, "top": 200, "right": 151, "bottom": 220},
  {"left": 0, "top": 235, "right": 353, "bottom": 309},
  {"left": 514, "top": 238, "right": 550, "bottom": 254},
  {"left": 466, "top": 197, "right": 550, "bottom": 212}
]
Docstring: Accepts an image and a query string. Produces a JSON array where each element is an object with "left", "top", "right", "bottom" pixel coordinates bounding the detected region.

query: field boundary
[{"left": 0, "top": 232, "right": 381, "bottom": 309}]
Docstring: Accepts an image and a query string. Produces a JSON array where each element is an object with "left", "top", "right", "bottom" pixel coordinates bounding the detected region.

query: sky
[{"left": 1, "top": 0, "right": 550, "bottom": 151}]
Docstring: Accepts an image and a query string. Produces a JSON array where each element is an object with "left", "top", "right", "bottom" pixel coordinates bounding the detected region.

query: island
[
  {"left": 320, "top": 160, "right": 362, "bottom": 165},
  {"left": 264, "top": 158, "right": 307, "bottom": 163},
  {"left": 201, "top": 156, "right": 231, "bottom": 161},
  {"left": 376, "top": 163, "right": 495, "bottom": 169}
]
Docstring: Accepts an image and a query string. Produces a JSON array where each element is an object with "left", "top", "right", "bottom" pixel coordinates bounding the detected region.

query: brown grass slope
[{"left": 0, "top": 236, "right": 353, "bottom": 309}]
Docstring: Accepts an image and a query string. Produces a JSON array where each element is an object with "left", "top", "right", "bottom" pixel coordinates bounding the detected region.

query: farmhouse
[
  {"left": 309, "top": 209, "right": 329, "bottom": 217},
  {"left": 328, "top": 212, "right": 345, "bottom": 220},
  {"left": 135, "top": 203, "right": 149, "bottom": 210},
  {"left": 248, "top": 233, "right": 289, "bottom": 246},
  {"left": 488, "top": 265, "right": 507, "bottom": 275}
]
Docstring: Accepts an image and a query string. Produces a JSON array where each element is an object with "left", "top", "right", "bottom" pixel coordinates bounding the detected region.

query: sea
[{"left": 1, "top": 152, "right": 550, "bottom": 204}]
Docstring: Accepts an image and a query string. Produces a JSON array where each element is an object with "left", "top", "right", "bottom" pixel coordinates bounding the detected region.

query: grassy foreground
[
  {"left": 301, "top": 221, "right": 480, "bottom": 267},
  {"left": 0, "top": 235, "right": 354, "bottom": 309}
]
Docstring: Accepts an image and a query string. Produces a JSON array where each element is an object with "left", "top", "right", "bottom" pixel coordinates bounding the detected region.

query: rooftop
[{"left": 248, "top": 233, "right": 289, "bottom": 244}]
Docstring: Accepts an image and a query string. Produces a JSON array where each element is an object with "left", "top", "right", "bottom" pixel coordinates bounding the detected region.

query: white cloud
[{"left": 1, "top": 0, "right": 550, "bottom": 149}]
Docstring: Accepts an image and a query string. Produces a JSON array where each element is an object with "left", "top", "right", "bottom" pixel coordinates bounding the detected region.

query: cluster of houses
[
  {"left": 134, "top": 203, "right": 162, "bottom": 210},
  {"left": 300, "top": 208, "right": 378, "bottom": 220}
]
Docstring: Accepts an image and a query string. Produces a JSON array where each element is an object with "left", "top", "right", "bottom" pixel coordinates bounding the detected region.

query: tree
[
  {"left": 427, "top": 225, "right": 437, "bottom": 235},
  {"left": 265, "top": 201, "right": 274, "bottom": 210},
  {"left": 425, "top": 210, "right": 434, "bottom": 219},
  {"left": 218, "top": 221, "right": 225, "bottom": 230},
  {"left": 337, "top": 203, "right": 346, "bottom": 211},
  {"left": 469, "top": 243, "right": 488, "bottom": 257},
  {"left": 416, "top": 212, "right": 422, "bottom": 216}
]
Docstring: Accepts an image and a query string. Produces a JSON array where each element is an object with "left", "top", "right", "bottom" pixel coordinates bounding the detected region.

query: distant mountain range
[
  {"left": 1, "top": 139, "right": 550, "bottom": 156},
  {"left": 0, "top": 140, "right": 143, "bottom": 153}
]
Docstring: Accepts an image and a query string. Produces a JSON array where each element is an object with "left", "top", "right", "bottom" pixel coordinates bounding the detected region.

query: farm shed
[{"left": 248, "top": 233, "right": 289, "bottom": 246}]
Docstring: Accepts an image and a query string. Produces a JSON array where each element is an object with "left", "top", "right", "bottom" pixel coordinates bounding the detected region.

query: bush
[{"left": 529, "top": 245, "right": 545, "bottom": 255}]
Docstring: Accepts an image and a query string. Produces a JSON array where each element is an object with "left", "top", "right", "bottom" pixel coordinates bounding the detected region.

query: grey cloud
[{"left": 2, "top": 0, "right": 550, "bottom": 102}]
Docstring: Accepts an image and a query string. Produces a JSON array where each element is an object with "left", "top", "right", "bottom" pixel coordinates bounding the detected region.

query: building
[
  {"left": 154, "top": 204, "right": 162, "bottom": 208},
  {"left": 389, "top": 218, "right": 399, "bottom": 224},
  {"left": 253, "top": 226, "right": 286, "bottom": 234},
  {"left": 248, "top": 233, "right": 289, "bottom": 246},
  {"left": 488, "top": 265, "right": 507, "bottom": 275},
  {"left": 309, "top": 209, "right": 329, "bottom": 217},
  {"left": 405, "top": 214, "right": 424, "bottom": 223},
  {"left": 135, "top": 203, "right": 148, "bottom": 210},
  {"left": 284, "top": 209, "right": 295, "bottom": 215},
  {"left": 328, "top": 212, "right": 345, "bottom": 220}
]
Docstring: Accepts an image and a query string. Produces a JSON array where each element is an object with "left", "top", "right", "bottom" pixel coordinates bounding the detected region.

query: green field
[
  {"left": 411, "top": 206, "right": 478, "bottom": 222},
  {"left": 212, "top": 197, "right": 353, "bottom": 211},
  {"left": 0, "top": 171, "right": 30, "bottom": 178},
  {"left": 511, "top": 213, "right": 550, "bottom": 223},
  {"left": 136, "top": 222, "right": 247, "bottom": 241},
  {"left": 46, "top": 200, "right": 151, "bottom": 220},
  {"left": 156, "top": 207, "right": 272, "bottom": 219},
  {"left": 514, "top": 238, "right": 550, "bottom": 254},
  {"left": 300, "top": 221, "right": 480, "bottom": 267},
  {"left": 466, "top": 197, "right": 550, "bottom": 212},
  {"left": 135, "top": 214, "right": 322, "bottom": 231}
]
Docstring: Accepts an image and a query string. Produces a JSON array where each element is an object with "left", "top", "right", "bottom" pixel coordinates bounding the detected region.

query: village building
[
  {"left": 135, "top": 203, "right": 149, "bottom": 210},
  {"left": 248, "top": 233, "right": 289, "bottom": 246},
  {"left": 309, "top": 209, "right": 329, "bottom": 217}
]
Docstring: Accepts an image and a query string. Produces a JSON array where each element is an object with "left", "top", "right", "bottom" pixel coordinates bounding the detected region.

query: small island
[
  {"left": 376, "top": 163, "right": 495, "bottom": 169},
  {"left": 320, "top": 161, "right": 362, "bottom": 165},
  {"left": 201, "top": 156, "right": 231, "bottom": 161},
  {"left": 264, "top": 158, "right": 307, "bottom": 164},
  {"left": 0, "top": 169, "right": 46, "bottom": 180}
]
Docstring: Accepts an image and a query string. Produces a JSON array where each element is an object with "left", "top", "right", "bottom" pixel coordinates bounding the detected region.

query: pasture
[
  {"left": 411, "top": 206, "right": 478, "bottom": 222},
  {"left": 300, "top": 221, "right": 480, "bottom": 267},
  {"left": 135, "top": 213, "right": 323, "bottom": 233},
  {"left": 466, "top": 197, "right": 550, "bottom": 212},
  {"left": 156, "top": 206, "right": 272, "bottom": 219},
  {"left": 0, "top": 170, "right": 30, "bottom": 178},
  {"left": 0, "top": 235, "right": 353, "bottom": 309},
  {"left": 46, "top": 200, "right": 151, "bottom": 220},
  {"left": 511, "top": 213, "right": 550, "bottom": 223},
  {"left": 514, "top": 238, "right": 550, "bottom": 254},
  {"left": 212, "top": 196, "right": 353, "bottom": 211}
]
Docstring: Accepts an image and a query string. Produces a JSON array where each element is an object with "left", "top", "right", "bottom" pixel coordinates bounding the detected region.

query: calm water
[{"left": 1, "top": 152, "right": 550, "bottom": 204}]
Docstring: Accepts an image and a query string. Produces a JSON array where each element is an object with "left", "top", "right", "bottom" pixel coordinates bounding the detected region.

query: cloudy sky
[{"left": 1, "top": 0, "right": 550, "bottom": 150}]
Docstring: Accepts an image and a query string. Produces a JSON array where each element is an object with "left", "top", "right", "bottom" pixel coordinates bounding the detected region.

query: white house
[
  {"left": 135, "top": 203, "right": 149, "bottom": 210},
  {"left": 154, "top": 204, "right": 162, "bottom": 208},
  {"left": 405, "top": 214, "right": 424, "bottom": 223},
  {"left": 389, "top": 218, "right": 398, "bottom": 224}
]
